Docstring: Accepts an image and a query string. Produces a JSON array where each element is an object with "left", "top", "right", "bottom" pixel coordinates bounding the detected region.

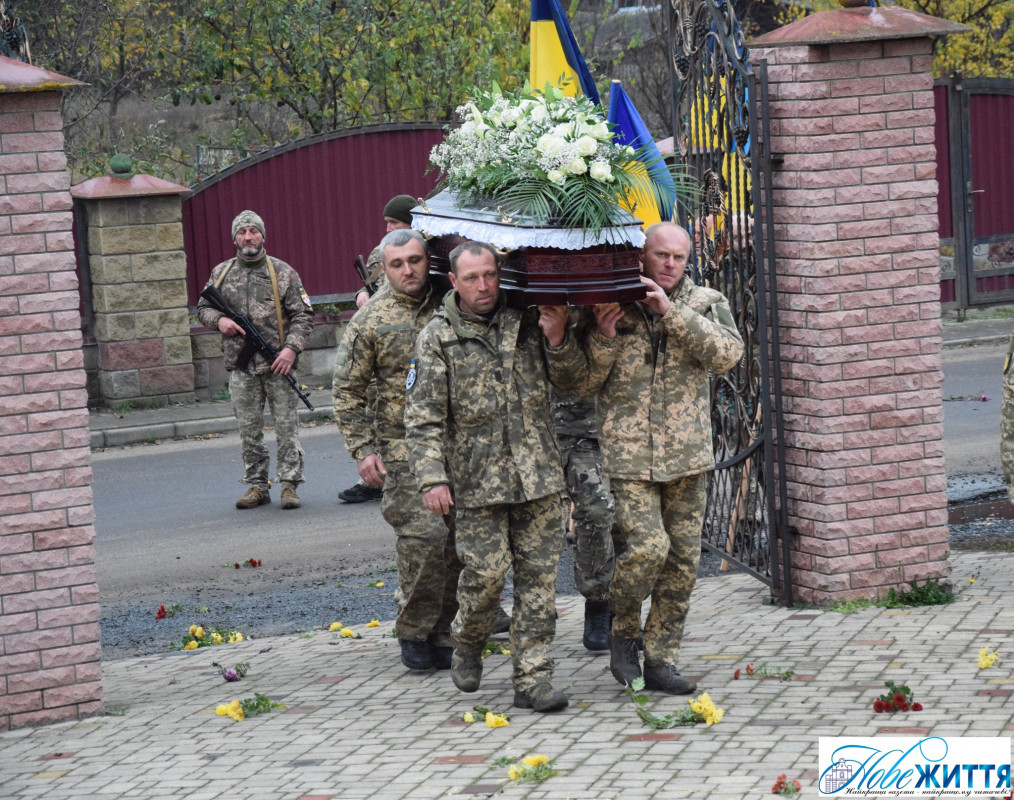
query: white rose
[
  {"left": 547, "top": 169, "right": 566, "bottom": 185},
  {"left": 589, "top": 160, "right": 614, "bottom": 182},
  {"left": 537, "top": 134, "right": 567, "bottom": 157},
  {"left": 575, "top": 136, "right": 598, "bottom": 156},
  {"left": 530, "top": 104, "right": 549, "bottom": 122},
  {"left": 566, "top": 157, "right": 588, "bottom": 175},
  {"left": 587, "top": 121, "right": 611, "bottom": 141}
]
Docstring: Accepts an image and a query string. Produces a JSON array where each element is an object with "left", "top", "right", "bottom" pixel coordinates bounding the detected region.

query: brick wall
[
  {"left": 755, "top": 38, "right": 949, "bottom": 604},
  {"left": 0, "top": 89, "right": 101, "bottom": 729}
]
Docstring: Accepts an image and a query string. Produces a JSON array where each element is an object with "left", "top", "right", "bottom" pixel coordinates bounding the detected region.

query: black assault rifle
[
  {"left": 354, "top": 253, "right": 378, "bottom": 296},
  {"left": 200, "top": 284, "right": 314, "bottom": 411}
]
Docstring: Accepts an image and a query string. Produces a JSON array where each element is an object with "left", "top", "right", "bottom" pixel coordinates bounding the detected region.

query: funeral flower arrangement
[{"left": 430, "top": 84, "right": 684, "bottom": 235}]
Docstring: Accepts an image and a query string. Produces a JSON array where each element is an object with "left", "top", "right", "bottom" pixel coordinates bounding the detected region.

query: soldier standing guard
[
  {"left": 333, "top": 229, "right": 462, "bottom": 671},
  {"left": 584, "top": 222, "right": 744, "bottom": 694},
  {"left": 197, "top": 210, "right": 314, "bottom": 510},
  {"left": 405, "top": 241, "right": 584, "bottom": 712}
]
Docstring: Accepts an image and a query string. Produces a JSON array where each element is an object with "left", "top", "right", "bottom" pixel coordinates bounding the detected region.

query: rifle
[
  {"left": 200, "top": 284, "right": 314, "bottom": 410},
  {"left": 354, "top": 253, "right": 378, "bottom": 296}
]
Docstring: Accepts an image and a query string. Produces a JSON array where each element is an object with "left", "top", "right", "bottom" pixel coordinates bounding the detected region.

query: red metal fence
[
  {"left": 183, "top": 123, "right": 445, "bottom": 305},
  {"left": 936, "top": 78, "right": 1014, "bottom": 308}
]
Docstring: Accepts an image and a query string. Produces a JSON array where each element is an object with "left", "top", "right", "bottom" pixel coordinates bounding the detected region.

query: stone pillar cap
[
  {"left": 71, "top": 174, "right": 191, "bottom": 200},
  {"left": 748, "top": 6, "right": 969, "bottom": 48},
  {"left": 0, "top": 54, "right": 84, "bottom": 92}
]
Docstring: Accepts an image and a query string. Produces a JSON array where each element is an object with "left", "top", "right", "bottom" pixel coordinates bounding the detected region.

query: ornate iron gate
[{"left": 667, "top": 0, "right": 791, "bottom": 602}]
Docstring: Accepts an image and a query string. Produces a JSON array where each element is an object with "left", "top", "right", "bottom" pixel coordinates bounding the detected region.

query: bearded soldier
[{"left": 197, "top": 210, "right": 314, "bottom": 510}]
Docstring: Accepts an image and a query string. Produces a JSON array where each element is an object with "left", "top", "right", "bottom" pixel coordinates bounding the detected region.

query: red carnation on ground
[
  {"left": 893, "top": 693, "right": 906, "bottom": 705},
  {"left": 734, "top": 669, "right": 741, "bottom": 679},
  {"left": 912, "top": 703, "right": 923, "bottom": 711},
  {"left": 155, "top": 603, "right": 166, "bottom": 620},
  {"left": 745, "top": 664, "right": 755, "bottom": 675}
]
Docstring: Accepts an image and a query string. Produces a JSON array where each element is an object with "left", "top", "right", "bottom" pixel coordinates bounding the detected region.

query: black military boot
[
  {"left": 643, "top": 663, "right": 697, "bottom": 695},
  {"left": 609, "top": 634, "right": 642, "bottom": 686},
  {"left": 399, "top": 638, "right": 433, "bottom": 671},
  {"left": 582, "top": 599, "right": 610, "bottom": 652},
  {"left": 513, "top": 681, "right": 569, "bottom": 712}
]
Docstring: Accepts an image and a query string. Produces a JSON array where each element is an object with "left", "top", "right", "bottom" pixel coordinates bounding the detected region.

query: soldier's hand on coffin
[
  {"left": 537, "top": 305, "right": 568, "bottom": 347},
  {"left": 638, "top": 276, "right": 671, "bottom": 316},
  {"left": 592, "top": 303, "right": 623, "bottom": 339}
]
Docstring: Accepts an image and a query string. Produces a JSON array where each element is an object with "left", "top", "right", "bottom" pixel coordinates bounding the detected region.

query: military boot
[
  {"left": 582, "top": 599, "right": 610, "bottom": 651},
  {"left": 451, "top": 646, "right": 483, "bottom": 693},
  {"left": 236, "top": 486, "right": 270, "bottom": 509},
  {"left": 399, "top": 639, "right": 433, "bottom": 671},
  {"left": 490, "top": 605, "right": 511, "bottom": 635},
  {"left": 513, "top": 681, "right": 569, "bottom": 712},
  {"left": 280, "top": 486, "right": 301, "bottom": 510},
  {"left": 609, "top": 634, "right": 641, "bottom": 686},
  {"left": 643, "top": 663, "right": 696, "bottom": 695}
]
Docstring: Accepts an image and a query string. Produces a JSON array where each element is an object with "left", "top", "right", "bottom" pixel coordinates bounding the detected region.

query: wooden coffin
[{"left": 413, "top": 190, "right": 647, "bottom": 307}]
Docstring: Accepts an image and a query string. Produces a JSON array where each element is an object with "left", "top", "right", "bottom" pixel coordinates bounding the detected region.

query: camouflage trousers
[
  {"left": 610, "top": 473, "right": 706, "bottom": 667},
  {"left": 453, "top": 494, "right": 563, "bottom": 693},
  {"left": 559, "top": 434, "right": 615, "bottom": 602},
  {"left": 230, "top": 369, "right": 304, "bottom": 490},
  {"left": 1003, "top": 350, "right": 1014, "bottom": 503},
  {"left": 380, "top": 464, "right": 461, "bottom": 643}
]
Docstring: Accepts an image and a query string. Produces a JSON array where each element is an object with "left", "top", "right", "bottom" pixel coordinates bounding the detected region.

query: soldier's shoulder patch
[
  {"left": 406, "top": 359, "right": 417, "bottom": 391},
  {"left": 298, "top": 284, "right": 313, "bottom": 309}
]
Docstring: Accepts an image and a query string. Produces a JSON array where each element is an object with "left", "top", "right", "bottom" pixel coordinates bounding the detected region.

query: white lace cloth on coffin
[{"left": 410, "top": 190, "right": 646, "bottom": 251}]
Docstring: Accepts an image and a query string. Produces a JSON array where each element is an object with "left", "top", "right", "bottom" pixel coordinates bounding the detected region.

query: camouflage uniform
[
  {"left": 553, "top": 390, "right": 615, "bottom": 601},
  {"left": 582, "top": 274, "right": 744, "bottom": 667},
  {"left": 1002, "top": 337, "right": 1014, "bottom": 503},
  {"left": 332, "top": 281, "right": 461, "bottom": 644},
  {"left": 197, "top": 250, "right": 314, "bottom": 491},
  {"left": 405, "top": 293, "right": 584, "bottom": 692}
]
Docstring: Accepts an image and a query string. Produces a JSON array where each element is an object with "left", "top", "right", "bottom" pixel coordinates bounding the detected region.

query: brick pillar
[
  {"left": 0, "top": 60, "right": 101, "bottom": 729},
  {"left": 71, "top": 166, "right": 194, "bottom": 408},
  {"left": 752, "top": 23, "right": 957, "bottom": 605}
]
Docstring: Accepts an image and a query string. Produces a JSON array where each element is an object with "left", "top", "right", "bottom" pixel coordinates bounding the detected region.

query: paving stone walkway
[{"left": 1, "top": 551, "right": 1010, "bottom": 799}]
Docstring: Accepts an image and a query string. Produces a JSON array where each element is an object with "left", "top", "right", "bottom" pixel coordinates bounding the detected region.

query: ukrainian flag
[
  {"left": 530, "top": 0, "right": 600, "bottom": 105},
  {"left": 607, "top": 80, "right": 676, "bottom": 227}
]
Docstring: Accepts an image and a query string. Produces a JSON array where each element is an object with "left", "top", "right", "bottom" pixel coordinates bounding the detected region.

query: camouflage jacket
[
  {"left": 362, "top": 244, "right": 388, "bottom": 296},
  {"left": 405, "top": 292, "right": 585, "bottom": 508},
  {"left": 1002, "top": 336, "right": 1014, "bottom": 502},
  {"left": 196, "top": 251, "right": 314, "bottom": 373},
  {"left": 332, "top": 281, "right": 441, "bottom": 465},
  {"left": 582, "top": 274, "right": 744, "bottom": 482}
]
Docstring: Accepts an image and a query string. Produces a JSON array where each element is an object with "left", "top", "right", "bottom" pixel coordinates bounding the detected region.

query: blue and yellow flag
[
  {"left": 530, "top": 0, "right": 600, "bottom": 105},
  {"left": 607, "top": 80, "right": 675, "bottom": 227}
]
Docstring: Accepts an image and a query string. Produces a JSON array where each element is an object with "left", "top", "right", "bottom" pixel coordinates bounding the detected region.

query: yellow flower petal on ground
[
  {"left": 340, "top": 628, "right": 355, "bottom": 638},
  {"left": 189, "top": 625, "right": 198, "bottom": 636},
  {"left": 463, "top": 712, "right": 475, "bottom": 723},
  {"left": 485, "top": 712, "right": 509, "bottom": 728},
  {"left": 228, "top": 632, "right": 243, "bottom": 643},
  {"left": 508, "top": 764, "right": 520, "bottom": 780},
  {"left": 375, "top": 582, "right": 384, "bottom": 587},
  {"left": 329, "top": 622, "right": 342, "bottom": 632},
  {"left": 194, "top": 626, "right": 205, "bottom": 639},
  {"left": 366, "top": 620, "right": 380, "bottom": 628},
  {"left": 522, "top": 754, "right": 549, "bottom": 768},
  {"left": 183, "top": 640, "right": 198, "bottom": 651},
  {"left": 211, "top": 632, "right": 223, "bottom": 645},
  {"left": 216, "top": 704, "right": 229, "bottom": 715},
  {"left": 978, "top": 646, "right": 1000, "bottom": 669}
]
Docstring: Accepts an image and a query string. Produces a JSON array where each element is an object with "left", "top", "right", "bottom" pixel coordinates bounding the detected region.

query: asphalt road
[
  {"left": 940, "top": 341, "right": 1006, "bottom": 499},
  {"left": 92, "top": 425, "right": 395, "bottom": 602}
]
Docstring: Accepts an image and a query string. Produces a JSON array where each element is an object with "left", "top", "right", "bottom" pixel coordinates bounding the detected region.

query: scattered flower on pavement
[
  {"left": 215, "top": 693, "right": 285, "bottom": 722},
  {"left": 978, "top": 646, "right": 1000, "bottom": 669},
  {"left": 155, "top": 603, "right": 167, "bottom": 620},
  {"left": 506, "top": 754, "right": 556, "bottom": 783},
  {"left": 329, "top": 621, "right": 343, "bottom": 632},
  {"left": 772, "top": 774, "right": 802, "bottom": 797},
  {"left": 366, "top": 620, "right": 380, "bottom": 628},
  {"left": 872, "top": 680, "right": 923, "bottom": 712},
  {"left": 626, "top": 678, "right": 725, "bottom": 728},
  {"left": 734, "top": 663, "right": 794, "bottom": 681},
  {"left": 214, "top": 661, "right": 250, "bottom": 682},
  {"left": 177, "top": 623, "right": 244, "bottom": 650}
]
